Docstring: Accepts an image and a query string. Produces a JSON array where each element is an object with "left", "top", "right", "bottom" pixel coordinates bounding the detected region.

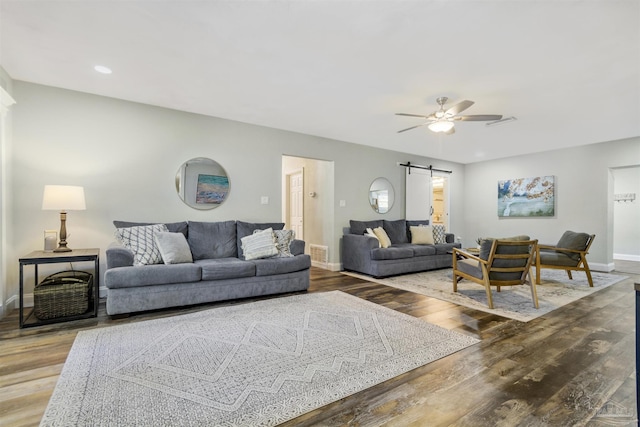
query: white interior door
[{"left": 288, "top": 169, "right": 304, "bottom": 240}]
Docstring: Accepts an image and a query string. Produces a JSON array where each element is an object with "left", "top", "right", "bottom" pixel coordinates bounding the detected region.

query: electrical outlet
[{"left": 261, "top": 196, "right": 269, "bottom": 205}]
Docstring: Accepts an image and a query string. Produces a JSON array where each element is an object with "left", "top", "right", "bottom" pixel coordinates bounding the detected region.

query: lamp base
[{"left": 54, "top": 245, "right": 72, "bottom": 253}]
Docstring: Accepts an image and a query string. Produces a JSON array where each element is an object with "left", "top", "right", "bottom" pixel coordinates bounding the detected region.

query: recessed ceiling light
[{"left": 94, "top": 65, "right": 112, "bottom": 74}]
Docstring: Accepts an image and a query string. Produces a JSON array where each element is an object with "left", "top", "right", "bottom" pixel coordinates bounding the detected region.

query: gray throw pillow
[
  {"left": 113, "top": 220, "right": 189, "bottom": 237},
  {"left": 349, "top": 220, "right": 383, "bottom": 236},
  {"left": 154, "top": 232, "right": 193, "bottom": 264},
  {"left": 188, "top": 220, "right": 237, "bottom": 260}
]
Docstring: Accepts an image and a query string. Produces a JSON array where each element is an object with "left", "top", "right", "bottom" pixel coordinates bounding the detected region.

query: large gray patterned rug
[
  {"left": 343, "top": 269, "right": 627, "bottom": 322},
  {"left": 41, "top": 291, "right": 478, "bottom": 426}
]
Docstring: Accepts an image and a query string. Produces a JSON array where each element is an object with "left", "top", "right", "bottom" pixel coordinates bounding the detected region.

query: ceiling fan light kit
[
  {"left": 396, "top": 96, "right": 503, "bottom": 135},
  {"left": 428, "top": 120, "right": 454, "bottom": 133}
]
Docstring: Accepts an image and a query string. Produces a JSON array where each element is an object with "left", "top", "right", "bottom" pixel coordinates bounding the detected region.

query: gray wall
[
  {"left": 5, "top": 81, "right": 463, "bottom": 301},
  {"left": 462, "top": 137, "right": 640, "bottom": 270},
  {"left": 613, "top": 166, "right": 640, "bottom": 259}
]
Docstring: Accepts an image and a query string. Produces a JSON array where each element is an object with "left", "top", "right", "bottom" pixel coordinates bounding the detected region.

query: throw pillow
[
  {"left": 154, "top": 232, "right": 193, "bottom": 264},
  {"left": 372, "top": 227, "right": 392, "bottom": 248},
  {"left": 410, "top": 225, "right": 434, "bottom": 244},
  {"left": 115, "top": 224, "right": 168, "bottom": 266},
  {"left": 273, "top": 229, "right": 295, "bottom": 257},
  {"left": 383, "top": 219, "right": 408, "bottom": 244},
  {"left": 365, "top": 227, "right": 381, "bottom": 247},
  {"left": 241, "top": 228, "right": 279, "bottom": 260},
  {"left": 433, "top": 224, "right": 446, "bottom": 244},
  {"left": 237, "top": 221, "right": 285, "bottom": 259}
]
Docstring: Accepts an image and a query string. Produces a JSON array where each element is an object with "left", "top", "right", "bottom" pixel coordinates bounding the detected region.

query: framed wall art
[{"left": 497, "top": 175, "right": 555, "bottom": 217}]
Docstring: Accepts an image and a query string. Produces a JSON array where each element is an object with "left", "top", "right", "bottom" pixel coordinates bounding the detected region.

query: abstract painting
[
  {"left": 498, "top": 176, "right": 554, "bottom": 217},
  {"left": 196, "top": 174, "right": 230, "bottom": 204}
]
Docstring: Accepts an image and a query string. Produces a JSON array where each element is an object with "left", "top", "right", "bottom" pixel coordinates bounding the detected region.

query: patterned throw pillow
[
  {"left": 273, "top": 229, "right": 296, "bottom": 258},
  {"left": 241, "top": 228, "right": 279, "bottom": 260},
  {"left": 115, "top": 224, "right": 169, "bottom": 266},
  {"left": 432, "top": 224, "right": 446, "bottom": 244}
]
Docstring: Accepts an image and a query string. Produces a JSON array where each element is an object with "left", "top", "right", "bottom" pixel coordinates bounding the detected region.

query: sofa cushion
[
  {"left": 113, "top": 220, "right": 189, "bottom": 237},
  {"left": 349, "top": 220, "right": 383, "bottom": 235},
  {"left": 188, "top": 220, "right": 238, "bottom": 260},
  {"left": 252, "top": 255, "right": 311, "bottom": 276},
  {"left": 410, "top": 225, "right": 434, "bottom": 244},
  {"left": 408, "top": 244, "right": 436, "bottom": 256},
  {"left": 241, "top": 228, "right": 279, "bottom": 260},
  {"left": 383, "top": 219, "right": 408, "bottom": 244},
  {"left": 237, "top": 221, "right": 285, "bottom": 259},
  {"left": 370, "top": 247, "right": 414, "bottom": 260},
  {"left": 105, "top": 263, "right": 202, "bottom": 289},
  {"left": 196, "top": 258, "right": 256, "bottom": 280},
  {"left": 154, "top": 232, "right": 193, "bottom": 264},
  {"left": 372, "top": 227, "right": 392, "bottom": 248},
  {"left": 115, "top": 224, "right": 168, "bottom": 266},
  {"left": 556, "top": 231, "right": 590, "bottom": 261}
]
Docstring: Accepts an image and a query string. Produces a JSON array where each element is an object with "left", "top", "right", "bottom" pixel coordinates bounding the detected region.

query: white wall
[
  {"left": 613, "top": 166, "right": 640, "bottom": 259},
  {"left": 6, "top": 81, "right": 462, "bottom": 305},
  {"left": 463, "top": 137, "right": 640, "bottom": 271},
  {"left": 0, "top": 67, "right": 15, "bottom": 317}
]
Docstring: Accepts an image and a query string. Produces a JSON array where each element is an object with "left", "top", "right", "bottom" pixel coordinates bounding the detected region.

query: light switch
[
  {"left": 261, "top": 196, "right": 269, "bottom": 205},
  {"left": 339, "top": 200, "right": 346, "bottom": 207}
]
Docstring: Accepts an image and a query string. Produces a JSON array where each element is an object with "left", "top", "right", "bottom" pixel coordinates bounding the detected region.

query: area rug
[
  {"left": 40, "top": 291, "right": 479, "bottom": 427},
  {"left": 343, "top": 269, "right": 628, "bottom": 322}
]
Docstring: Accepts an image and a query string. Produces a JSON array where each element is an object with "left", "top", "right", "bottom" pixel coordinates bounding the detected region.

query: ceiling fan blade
[
  {"left": 444, "top": 126, "right": 456, "bottom": 135},
  {"left": 455, "top": 114, "right": 503, "bottom": 121},
  {"left": 397, "top": 123, "right": 428, "bottom": 133},
  {"left": 445, "top": 100, "right": 474, "bottom": 116},
  {"left": 395, "top": 113, "right": 435, "bottom": 119}
]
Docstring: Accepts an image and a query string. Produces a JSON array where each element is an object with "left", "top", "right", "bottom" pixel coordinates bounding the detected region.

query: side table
[{"left": 19, "top": 248, "right": 100, "bottom": 328}]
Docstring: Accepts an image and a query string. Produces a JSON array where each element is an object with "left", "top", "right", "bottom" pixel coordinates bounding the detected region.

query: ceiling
[{"left": 1, "top": 0, "right": 639, "bottom": 164}]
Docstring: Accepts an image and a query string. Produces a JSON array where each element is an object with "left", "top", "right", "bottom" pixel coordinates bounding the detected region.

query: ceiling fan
[{"left": 396, "top": 97, "right": 502, "bottom": 134}]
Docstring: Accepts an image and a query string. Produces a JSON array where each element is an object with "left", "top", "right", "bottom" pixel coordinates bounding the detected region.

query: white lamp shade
[
  {"left": 42, "top": 185, "right": 86, "bottom": 211},
  {"left": 428, "top": 120, "right": 455, "bottom": 133}
]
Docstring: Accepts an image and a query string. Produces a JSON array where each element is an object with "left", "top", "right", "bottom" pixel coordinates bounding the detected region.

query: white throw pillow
[
  {"left": 410, "top": 225, "right": 434, "bottom": 245},
  {"left": 273, "top": 229, "right": 295, "bottom": 257},
  {"left": 241, "top": 228, "right": 279, "bottom": 260},
  {"left": 115, "top": 224, "right": 168, "bottom": 265},
  {"left": 372, "top": 227, "right": 392, "bottom": 248},
  {"left": 154, "top": 232, "right": 193, "bottom": 264}
]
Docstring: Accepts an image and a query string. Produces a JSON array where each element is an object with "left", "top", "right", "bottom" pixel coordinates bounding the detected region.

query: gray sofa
[
  {"left": 342, "top": 219, "right": 460, "bottom": 278},
  {"left": 104, "top": 220, "right": 311, "bottom": 316}
]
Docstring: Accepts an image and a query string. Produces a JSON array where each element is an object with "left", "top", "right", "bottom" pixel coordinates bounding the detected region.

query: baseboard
[
  {"left": 590, "top": 262, "right": 615, "bottom": 273},
  {"left": 614, "top": 253, "right": 640, "bottom": 262},
  {"left": 311, "top": 261, "right": 342, "bottom": 272}
]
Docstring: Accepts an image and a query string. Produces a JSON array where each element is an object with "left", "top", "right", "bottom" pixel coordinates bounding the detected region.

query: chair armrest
[
  {"left": 538, "top": 244, "right": 584, "bottom": 254},
  {"left": 452, "top": 247, "right": 486, "bottom": 264},
  {"left": 106, "top": 242, "right": 134, "bottom": 269},
  {"left": 445, "top": 233, "right": 455, "bottom": 244}
]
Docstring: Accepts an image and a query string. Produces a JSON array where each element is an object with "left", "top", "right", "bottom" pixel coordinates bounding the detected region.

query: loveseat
[
  {"left": 104, "top": 220, "right": 311, "bottom": 316},
  {"left": 342, "top": 219, "right": 460, "bottom": 278}
]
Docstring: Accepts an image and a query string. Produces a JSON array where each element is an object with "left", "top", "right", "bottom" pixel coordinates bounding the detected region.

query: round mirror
[
  {"left": 175, "top": 157, "right": 230, "bottom": 210},
  {"left": 369, "top": 177, "right": 394, "bottom": 214}
]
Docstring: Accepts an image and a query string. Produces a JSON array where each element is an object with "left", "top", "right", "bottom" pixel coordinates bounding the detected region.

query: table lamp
[{"left": 42, "top": 185, "right": 86, "bottom": 252}]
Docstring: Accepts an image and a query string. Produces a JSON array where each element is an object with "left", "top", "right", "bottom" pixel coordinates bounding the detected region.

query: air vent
[{"left": 309, "top": 244, "right": 329, "bottom": 267}]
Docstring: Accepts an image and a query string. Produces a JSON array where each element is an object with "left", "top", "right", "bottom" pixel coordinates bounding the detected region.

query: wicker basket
[{"left": 33, "top": 271, "right": 93, "bottom": 320}]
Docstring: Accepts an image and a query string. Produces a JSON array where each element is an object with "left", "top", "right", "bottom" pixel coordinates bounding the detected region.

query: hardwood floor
[{"left": 1, "top": 267, "right": 637, "bottom": 426}]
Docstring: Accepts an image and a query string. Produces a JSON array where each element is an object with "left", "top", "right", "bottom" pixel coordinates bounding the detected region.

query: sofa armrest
[
  {"left": 445, "top": 233, "right": 455, "bottom": 244},
  {"left": 106, "top": 242, "right": 134, "bottom": 269},
  {"left": 290, "top": 239, "right": 305, "bottom": 256},
  {"left": 342, "top": 233, "right": 379, "bottom": 273}
]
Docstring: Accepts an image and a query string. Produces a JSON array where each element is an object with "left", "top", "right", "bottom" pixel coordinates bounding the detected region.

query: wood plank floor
[{"left": 1, "top": 267, "right": 638, "bottom": 426}]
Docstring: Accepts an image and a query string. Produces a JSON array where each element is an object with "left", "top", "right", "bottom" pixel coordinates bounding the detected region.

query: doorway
[
  {"left": 285, "top": 169, "right": 304, "bottom": 240},
  {"left": 405, "top": 167, "right": 450, "bottom": 229}
]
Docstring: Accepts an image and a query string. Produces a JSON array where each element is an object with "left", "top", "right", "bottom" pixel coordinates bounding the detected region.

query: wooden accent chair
[
  {"left": 452, "top": 238, "right": 539, "bottom": 309},
  {"left": 535, "top": 231, "right": 595, "bottom": 287}
]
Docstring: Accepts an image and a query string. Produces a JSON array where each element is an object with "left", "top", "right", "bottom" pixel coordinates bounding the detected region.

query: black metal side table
[{"left": 19, "top": 248, "right": 100, "bottom": 328}]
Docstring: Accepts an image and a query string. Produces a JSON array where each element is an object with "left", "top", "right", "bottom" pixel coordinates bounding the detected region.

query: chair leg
[
  {"left": 566, "top": 270, "right": 573, "bottom": 280},
  {"left": 453, "top": 274, "right": 459, "bottom": 292},
  {"left": 483, "top": 277, "right": 494, "bottom": 309},
  {"left": 536, "top": 265, "right": 541, "bottom": 285},
  {"left": 527, "top": 267, "right": 539, "bottom": 309},
  {"left": 582, "top": 259, "right": 594, "bottom": 287}
]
